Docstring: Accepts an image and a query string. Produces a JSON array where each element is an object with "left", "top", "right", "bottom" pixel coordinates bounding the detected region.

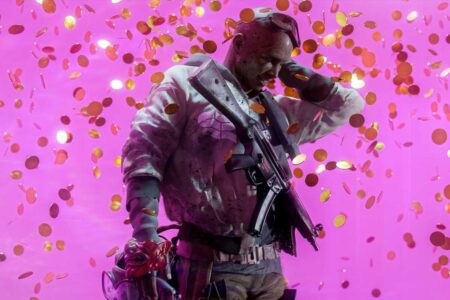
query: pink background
[{"left": 0, "top": 0, "right": 449, "bottom": 299}]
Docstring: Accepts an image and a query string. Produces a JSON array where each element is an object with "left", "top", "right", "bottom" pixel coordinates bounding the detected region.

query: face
[{"left": 232, "top": 28, "right": 293, "bottom": 93}]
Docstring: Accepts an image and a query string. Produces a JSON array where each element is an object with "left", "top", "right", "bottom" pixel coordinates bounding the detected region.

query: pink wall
[{"left": 0, "top": 0, "right": 448, "bottom": 299}]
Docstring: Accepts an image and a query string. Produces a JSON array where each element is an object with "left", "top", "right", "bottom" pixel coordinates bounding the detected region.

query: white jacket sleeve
[
  {"left": 274, "top": 82, "right": 365, "bottom": 145},
  {"left": 121, "top": 79, "right": 187, "bottom": 184}
]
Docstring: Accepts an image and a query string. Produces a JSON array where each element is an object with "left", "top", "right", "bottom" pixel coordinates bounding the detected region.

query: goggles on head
[{"left": 265, "top": 12, "right": 301, "bottom": 48}]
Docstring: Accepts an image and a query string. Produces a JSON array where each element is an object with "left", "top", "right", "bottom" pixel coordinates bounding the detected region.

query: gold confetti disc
[
  {"left": 134, "top": 63, "right": 146, "bottom": 75},
  {"left": 150, "top": 72, "right": 164, "bottom": 84},
  {"left": 336, "top": 12, "right": 348, "bottom": 26},
  {"left": 320, "top": 189, "right": 331, "bottom": 202},
  {"left": 431, "top": 128, "right": 447, "bottom": 145},
  {"left": 313, "top": 53, "right": 326, "bottom": 69},
  {"left": 406, "top": 11, "right": 418, "bottom": 22},
  {"left": 302, "top": 39, "right": 318, "bottom": 53},
  {"left": 42, "top": 0, "right": 57, "bottom": 14},
  {"left": 298, "top": 0, "right": 312, "bottom": 12},
  {"left": 110, "top": 201, "right": 121, "bottom": 211},
  {"left": 240, "top": 8, "right": 255, "bottom": 23},
  {"left": 38, "top": 223, "right": 52, "bottom": 237},
  {"left": 336, "top": 160, "right": 352, "bottom": 169},
  {"left": 292, "top": 153, "right": 307, "bottom": 165},
  {"left": 322, "top": 34, "right": 336, "bottom": 46},
  {"left": 10, "top": 170, "right": 22, "bottom": 179},
  {"left": 64, "top": 16, "right": 76, "bottom": 30},
  {"left": 333, "top": 214, "right": 347, "bottom": 227},
  {"left": 203, "top": 40, "right": 217, "bottom": 53},
  {"left": 164, "top": 103, "right": 180, "bottom": 115}
]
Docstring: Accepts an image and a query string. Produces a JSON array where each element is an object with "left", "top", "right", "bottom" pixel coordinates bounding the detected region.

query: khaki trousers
[{"left": 208, "top": 272, "right": 286, "bottom": 300}]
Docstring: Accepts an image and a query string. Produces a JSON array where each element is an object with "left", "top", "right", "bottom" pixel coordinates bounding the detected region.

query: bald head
[{"left": 224, "top": 19, "right": 294, "bottom": 93}]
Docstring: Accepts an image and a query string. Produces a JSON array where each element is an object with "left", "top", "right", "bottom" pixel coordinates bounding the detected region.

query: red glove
[{"left": 124, "top": 238, "right": 171, "bottom": 279}]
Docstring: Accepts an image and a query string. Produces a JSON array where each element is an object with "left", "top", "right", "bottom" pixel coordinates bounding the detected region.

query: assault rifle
[{"left": 188, "top": 60, "right": 322, "bottom": 251}]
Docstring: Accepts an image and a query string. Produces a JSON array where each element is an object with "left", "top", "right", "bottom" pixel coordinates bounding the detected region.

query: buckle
[{"left": 242, "top": 246, "right": 260, "bottom": 264}]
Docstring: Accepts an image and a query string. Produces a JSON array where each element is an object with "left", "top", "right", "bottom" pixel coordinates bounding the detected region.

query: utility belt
[{"left": 176, "top": 222, "right": 280, "bottom": 265}]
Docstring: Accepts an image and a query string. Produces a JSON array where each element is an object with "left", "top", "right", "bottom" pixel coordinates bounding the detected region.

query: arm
[
  {"left": 277, "top": 60, "right": 365, "bottom": 145},
  {"left": 120, "top": 75, "right": 186, "bottom": 284}
]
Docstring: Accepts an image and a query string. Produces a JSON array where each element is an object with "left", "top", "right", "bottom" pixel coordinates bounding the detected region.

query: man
[{"left": 108, "top": 7, "right": 364, "bottom": 300}]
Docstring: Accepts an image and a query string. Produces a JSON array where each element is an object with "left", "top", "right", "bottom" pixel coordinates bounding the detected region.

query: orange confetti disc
[
  {"left": 151, "top": 72, "right": 165, "bottom": 84},
  {"left": 365, "top": 196, "right": 376, "bottom": 209},
  {"left": 203, "top": 40, "right": 217, "bottom": 54},
  {"left": 38, "top": 56, "right": 50, "bottom": 68},
  {"left": 49, "top": 203, "right": 59, "bottom": 218},
  {"left": 431, "top": 128, "right": 447, "bottom": 145},
  {"left": 305, "top": 173, "right": 319, "bottom": 187},
  {"left": 372, "top": 288, "right": 381, "bottom": 297},
  {"left": 86, "top": 101, "right": 103, "bottom": 116},
  {"left": 444, "top": 185, "right": 450, "bottom": 200},
  {"left": 240, "top": 8, "right": 255, "bottom": 23},
  {"left": 106, "top": 246, "right": 119, "bottom": 257},
  {"left": 105, "top": 45, "right": 118, "bottom": 61},
  {"left": 430, "top": 231, "right": 445, "bottom": 246},
  {"left": 397, "top": 62, "right": 412, "bottom": 77},
  {"left": 209, "top": 0, "right": 222, "bottom": 12},
  {"left": 365, "top": 92, "right": 377, "bottom": 105},
  {"left": 13, "top": 245, "right": 24, "bottom": 256},
  {"left": 8, "top": 25, "right": 25, "bottom": 35},
  {"left": 349, "top": 114, "right": 365, "bottom": 127},
  {"left": 136, "top": 21, "right": 151, "bottom": 35},
  {"left": 42, "top": 0, "right": 57, "bottom": 14},
  {"left": 25, "top": 156, "right": 39, "bottom": 169},
  {"left": 276, "top": 0, "right": 290, "bottom": 11},
  {"left": 77, "top": 55, "right": 89, "bottom": 67},
  {"left": 312, "top": 21, "right": 325, "bottom": 34},
  {"left": 302, "top": 39, "right": 318, "bottom": 53},
  {"left": 287, "top": 122, "right": 301, "bottom": 135},
  {"left": 293, "top": 168, "right": 303, "bottom": 178},
  {"left": 313, "top": 149, "right": 328, "bottom": 162},
  {"left": 18, "top": 271, "right": 34, "bottom": 279},
  {"left": 38, "top": 223, "right": 52, "bottom": 237},
  {"left": 164, "top": 103, "right": 180, "bottom": 115},
  {"left": 298, "top": 0, "right": 312, "bottom": 12},
  {"left": 250, "top": 102, "right": 265, "bottom": 114}
]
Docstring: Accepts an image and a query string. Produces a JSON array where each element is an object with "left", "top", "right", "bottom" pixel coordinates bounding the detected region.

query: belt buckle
[{"left": 243, "top": 246, "right": 260, "bottom": 265}]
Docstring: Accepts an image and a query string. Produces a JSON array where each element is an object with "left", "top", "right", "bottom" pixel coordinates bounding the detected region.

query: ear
[{"left": 232, "top": 33, "right": 245, "bottom": 53}]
